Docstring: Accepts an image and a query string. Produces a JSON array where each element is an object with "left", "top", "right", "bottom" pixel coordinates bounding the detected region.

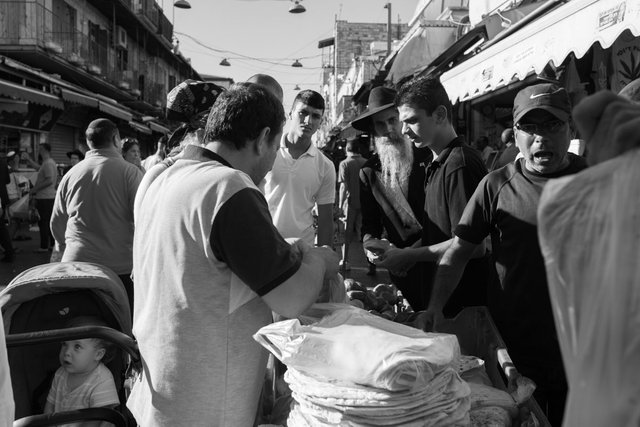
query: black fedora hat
[
  {"left": 66, "top": 149, "right": 85, "bottom": 160},
  {"left": 351, "top": 86, "right": 397, "bottom": 132}
]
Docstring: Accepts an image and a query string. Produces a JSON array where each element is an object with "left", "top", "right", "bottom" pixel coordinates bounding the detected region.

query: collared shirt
[
  {"left": 423, "top": 137, "right": 488, "bottom": 246},
  {"left": 262, "top": 138, "right": 336, "bottom": 245},
  {"left": 51, "top": 148, "right": 143, "bottom": 274},
  {"left": 129, "top": 144, "right": 300, "bottom": 426}
]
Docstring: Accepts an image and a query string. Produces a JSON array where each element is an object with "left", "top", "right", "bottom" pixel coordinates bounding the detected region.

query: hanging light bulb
[
  {"left": 289, "top": 0, "right": 306, "bottom": 13},
  {"left": 291, "top": 59, "right": 303, "bottom": 68},
  {"left": 294, "top": 84, "right": 301, "bottom": 90},
  {"left": 174, "top": 0, "right": 191, "bottom": 9},
  {"left": 219, "top": 58, "right": 230, "bottom": 66}
]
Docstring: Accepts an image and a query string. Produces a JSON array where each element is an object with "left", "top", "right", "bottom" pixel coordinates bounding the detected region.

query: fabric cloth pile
[{"left": 254, "top": 304, "right": 471, "bottom": 426}]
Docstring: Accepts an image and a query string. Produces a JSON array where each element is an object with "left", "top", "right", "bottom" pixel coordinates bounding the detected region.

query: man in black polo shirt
[
  {"left": 352, "top": 86, "right": 432, "bottom": 311},
  {"left": 377, "top": 77, "right": 491, "bottom": 316},
  {"left": 421, "top": 83, "right": 587, "bottom": 425}
]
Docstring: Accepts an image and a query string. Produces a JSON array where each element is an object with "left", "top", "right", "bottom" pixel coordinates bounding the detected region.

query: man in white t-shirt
[
  {"left": 28, "top": 143, "right": 57, "bottom": 252},
  {"left": 262, "top": 90, "right": 336, "bottom": 246}
]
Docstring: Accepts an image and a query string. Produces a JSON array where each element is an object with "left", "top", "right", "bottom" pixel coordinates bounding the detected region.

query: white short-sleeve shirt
[{"left": 263, "top": 140, "right": 336, "bottom": 245}]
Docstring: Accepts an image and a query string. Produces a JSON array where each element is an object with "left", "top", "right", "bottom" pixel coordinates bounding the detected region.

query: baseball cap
[{"left": 512, "top": 83, "right": 571, "bottom": 124}]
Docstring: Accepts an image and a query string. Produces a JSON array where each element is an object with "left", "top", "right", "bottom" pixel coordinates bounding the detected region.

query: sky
[{"left": 166, "top": 0, "right": 420, "bottom": 111}]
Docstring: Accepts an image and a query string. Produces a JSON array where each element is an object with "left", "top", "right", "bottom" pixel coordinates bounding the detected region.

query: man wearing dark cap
[
  {"left": 352, "top": 86, "right": 432, "bottom": 310},
  {"left": 51, "top": 118, "right": 143, "bottom": 308},
  {"left": 421, "top": 83, "right": 588, "bottom": 425}
]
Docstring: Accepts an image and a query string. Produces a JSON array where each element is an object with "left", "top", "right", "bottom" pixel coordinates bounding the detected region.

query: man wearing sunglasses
[{"left": 419, "top": 83, "right": 587, "bottom": 425}]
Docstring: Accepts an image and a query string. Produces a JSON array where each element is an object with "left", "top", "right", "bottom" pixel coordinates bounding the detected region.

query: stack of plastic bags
[{"left": 254, "top": 304, "right": 470, "bottom": 426}]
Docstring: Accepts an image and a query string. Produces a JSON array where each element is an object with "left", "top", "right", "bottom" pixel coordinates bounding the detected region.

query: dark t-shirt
[
  {"left": 422, "top": 137, "right": 490, "bottom": 315},
  {"left": 455, "top": 153, "right": 587, "bottom": 364}
]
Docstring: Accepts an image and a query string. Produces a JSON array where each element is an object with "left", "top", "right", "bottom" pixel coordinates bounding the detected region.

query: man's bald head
[{"left": 247, "top": 74, "right": 283, "bottom": 103}]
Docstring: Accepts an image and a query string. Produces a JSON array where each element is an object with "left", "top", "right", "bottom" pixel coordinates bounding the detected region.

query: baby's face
[{"left": 59, "top": 339, "right": 103, "bottom": 375}]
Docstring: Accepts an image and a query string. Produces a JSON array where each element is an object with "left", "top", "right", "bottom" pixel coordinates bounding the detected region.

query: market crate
[{"left": 436, "top": 306, "right": 551, "bottom": 427}]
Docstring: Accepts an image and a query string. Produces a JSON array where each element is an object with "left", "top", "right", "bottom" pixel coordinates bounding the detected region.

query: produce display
[{"left": 344, "top": 279, "right": 416, "bottom": 323}]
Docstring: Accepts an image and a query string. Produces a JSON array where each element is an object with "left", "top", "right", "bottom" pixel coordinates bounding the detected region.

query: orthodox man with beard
[
  {"left": 352, "top": 86, "right": 433, "bottom": 311},
  {"left": 375, "top": 77, "right": 493, "bottom": 318}
]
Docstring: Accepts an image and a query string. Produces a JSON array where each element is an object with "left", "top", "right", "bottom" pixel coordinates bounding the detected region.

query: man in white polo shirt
[{"left": 263, "top": 90, "right": 336, "bottom": 246}]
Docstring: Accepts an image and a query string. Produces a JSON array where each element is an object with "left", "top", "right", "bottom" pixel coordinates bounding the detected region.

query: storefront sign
[{"left": 599, "top": 1, "right": 626, "bottom": 30}]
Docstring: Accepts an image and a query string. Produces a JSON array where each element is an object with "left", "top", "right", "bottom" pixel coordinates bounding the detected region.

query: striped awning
[
  {"left": 148, "top": 121, "right": 170, "bottom": 134},
  {"left": 59, "top": 88, "right": 99, "bottom": 108},
  {"left": 0, "top": 80, "right": 63, "bottom": 109},
  {"left": 129, "top": 120, "right": 152, "bottom": 135},
  {"left": 440, "top": 0, "right": 640, "bottom": 103},
  {"left": 98, "top": 101, "right": 133, "bottom": 122}
]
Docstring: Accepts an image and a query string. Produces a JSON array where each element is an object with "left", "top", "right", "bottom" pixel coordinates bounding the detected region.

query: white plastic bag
[
  {"left": 254, "top": 304, "right": 460, "bottom": 392},
  {"left": 7, "top": 194, "right": 29, "bottom": 220},
  {"left": 538, "top": 148, "right": 640, "bottom": 426}
]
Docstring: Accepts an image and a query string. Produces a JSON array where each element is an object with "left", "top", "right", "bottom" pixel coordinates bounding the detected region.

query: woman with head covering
[
  {"left": 165, "top": 80, "right": 226, "bottom": 156},
  {"left": 133, "top": 80, "right": 225, "bottom": 217}
]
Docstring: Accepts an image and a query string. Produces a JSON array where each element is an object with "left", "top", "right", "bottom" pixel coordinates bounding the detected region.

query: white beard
[{"left": 375, "top": 135, "right": 413, "bottom": 196}]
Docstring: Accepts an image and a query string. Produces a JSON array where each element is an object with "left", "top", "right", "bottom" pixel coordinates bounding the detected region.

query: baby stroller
[{"left": 1, "top": 262, "right": 140, "bottom": 426}]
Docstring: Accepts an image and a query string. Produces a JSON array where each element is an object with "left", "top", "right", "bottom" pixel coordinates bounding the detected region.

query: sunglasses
[{"left": 515, "top": 119, "right": 566, "bottom": 135}]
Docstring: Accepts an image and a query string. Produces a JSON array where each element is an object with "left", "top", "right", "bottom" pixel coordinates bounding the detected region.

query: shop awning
[
  {"left": 98, "top": 100, "right": 133, "bottom": 122},
  {"left": 440, "top": 0, "right": 640, "bottom": 103},
  {"left": 0, "top": 80, "right": 63, "bottom": 109},
  {"left": 59, "top": 88, "right": 99, "bottom": 108},
  {"left": 386, "top": 23, "right": 458, "bottom": 84},
  {"left": 129, "top": 120, "right": 152, "bottom": 135},
  {"left": 148, "top": 121, "right": 170, "bottom": 134}
]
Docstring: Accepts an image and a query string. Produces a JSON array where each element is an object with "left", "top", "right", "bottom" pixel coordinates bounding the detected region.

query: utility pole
[{"left": 384, "top": 3, "right": 392, "bottom": 56}]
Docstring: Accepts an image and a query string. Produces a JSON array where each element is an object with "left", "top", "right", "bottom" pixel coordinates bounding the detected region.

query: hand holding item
[
  {"left": 362, "top": 238, "right": 392, "bottom": 263},
  {"left": 375, "top": 247, "right": 416, "bottom": 273},
  {"left": 413, "top": 307, "right": 444, "bottom": 332},
  {"left": 573, "top": 90, "right": 640, "bottom": 165}
]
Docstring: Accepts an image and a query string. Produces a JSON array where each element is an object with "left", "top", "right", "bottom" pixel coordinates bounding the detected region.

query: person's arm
[
  {"left": 375, "top": 239, "right": 454, "bottom": 271},
  {"left": 315, "top": 203, "right": 334, "bottom": 247},
  {"left": 338, "top": 182, "right": 348, "bottom": 214},
  {"left": 262, "top": 245, "right": 338, "bottom": 318},
  {"left": 416, "top": 236, "right": 479, "bottom": 329},
  {"left": 50, "top": 189, "right": 68, "bottom": 258},
  {"left": 315, "top": 159, "right": 336, "bottom": 247},
  {"left": 21, "top": 153, "right": 39, "bottom": 170},
  {"left": 212, "top": 188, "right": 339, "bottom": 319}
]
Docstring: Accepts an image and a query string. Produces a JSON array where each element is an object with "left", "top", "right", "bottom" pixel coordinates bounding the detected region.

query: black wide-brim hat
[
  {"left": 350, "top": 86, "right": 397, "bottom": 132},
  {"left": 66, "top": 149, "right": 85, "bottom": 160}
]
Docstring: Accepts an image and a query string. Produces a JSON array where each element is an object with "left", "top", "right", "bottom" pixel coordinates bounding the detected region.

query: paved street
[{"left": 0, "top": 229, "right": 53, "bottom": 289}]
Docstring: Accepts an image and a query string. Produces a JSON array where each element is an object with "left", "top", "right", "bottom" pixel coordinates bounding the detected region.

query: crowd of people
[{"left": 1, "top": 72, "right": 639, "bottom": 427}]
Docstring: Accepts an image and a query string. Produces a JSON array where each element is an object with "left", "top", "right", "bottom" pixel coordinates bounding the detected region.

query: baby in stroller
[
  {"left": 44, "top": 317, "right": 120, "bottom": 420},
  {"left": 1, "top": 262, "right": 139, "bottom": 427}
]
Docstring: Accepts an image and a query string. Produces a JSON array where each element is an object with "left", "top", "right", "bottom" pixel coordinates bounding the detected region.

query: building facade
[{"left": 0, "top": 0, "right": 200, "bottom": 166}]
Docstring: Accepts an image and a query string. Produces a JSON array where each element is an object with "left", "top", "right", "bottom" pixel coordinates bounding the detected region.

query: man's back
[{"left": 51, "top": 149, "right": 142, "bottom": 274}]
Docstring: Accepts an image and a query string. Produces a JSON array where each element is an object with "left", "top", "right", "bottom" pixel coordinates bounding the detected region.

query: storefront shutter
[{"left": 48, "top": 123, "right": 75, "bottom": 164}]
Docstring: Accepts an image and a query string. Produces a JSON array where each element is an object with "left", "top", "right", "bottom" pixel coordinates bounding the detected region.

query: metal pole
[{"left": 385, "top": 3, "right": 391, "bottom": 56}]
